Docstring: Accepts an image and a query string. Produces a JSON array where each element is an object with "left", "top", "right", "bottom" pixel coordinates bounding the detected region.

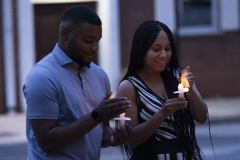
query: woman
[{"left": 115, "top": 20, "right": 208, "bottom": 160}]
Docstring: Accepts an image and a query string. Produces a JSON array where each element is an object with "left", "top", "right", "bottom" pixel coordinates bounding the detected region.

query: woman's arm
[
  {"left": 186, "top": 84, "right": 208, "bottom": 124},
  {"left": 181, "top": 66, "right": 208, "bottom": 124},
  {"left": 116, "top": 80, "right": 187, "bottom": 149}
]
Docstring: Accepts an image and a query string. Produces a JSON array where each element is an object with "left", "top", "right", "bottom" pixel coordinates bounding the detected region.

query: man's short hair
[{"left": 61, "top": 5, "right": 102, "bottom": 26}]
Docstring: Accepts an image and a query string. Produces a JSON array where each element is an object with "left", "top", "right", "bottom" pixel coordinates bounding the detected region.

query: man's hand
[{"left": 98, "top": 92, "right": 131, "bottom": 121}]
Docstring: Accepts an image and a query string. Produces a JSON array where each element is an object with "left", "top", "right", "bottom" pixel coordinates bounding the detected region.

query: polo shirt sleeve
[{"left": 23, "top": 65, "right": 59, "bottom": 119}]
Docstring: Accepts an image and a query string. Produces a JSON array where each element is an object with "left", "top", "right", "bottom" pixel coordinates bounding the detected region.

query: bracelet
[{"left": 108, "top": 134, "right": 117, "bottom": 147}]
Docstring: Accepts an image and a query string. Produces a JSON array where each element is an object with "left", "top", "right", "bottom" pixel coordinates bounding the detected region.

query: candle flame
[
  {"left": 173, "top": 83, "right": 189, "bottom": 95},
  {"left": 120, "top": 113, "right": 125, "bottom": 118}
]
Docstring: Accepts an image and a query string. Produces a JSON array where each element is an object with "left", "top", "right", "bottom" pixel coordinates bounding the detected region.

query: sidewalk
[
  {"left": 0, "top": 113, "right": 26, "bottom": 146},
  {"left": 0, "top": 96, "right": 240, "bottom": 146},
  {"left": 205, "top": 96, "right": 240, "bottom": 123}
]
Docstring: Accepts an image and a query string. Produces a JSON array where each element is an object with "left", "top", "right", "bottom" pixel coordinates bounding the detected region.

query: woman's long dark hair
[
  {"left": 119, "top": 20, "right": 204, "bottom": 160},
  {"left": 123, "top": 20, "right": 179, "bottom": 79}
]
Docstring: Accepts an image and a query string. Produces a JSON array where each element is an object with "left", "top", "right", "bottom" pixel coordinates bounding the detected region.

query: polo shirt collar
[
  {"left": 53, "top": 44, "right": 90, "bottom": 69},
  {"left": 53, "top": 44, "right": 73, "bottom": 66}
]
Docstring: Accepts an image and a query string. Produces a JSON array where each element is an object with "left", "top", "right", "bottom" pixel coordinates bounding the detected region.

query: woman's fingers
[{"left": 163, "top": 98, "right": 188, "bottom": 115}]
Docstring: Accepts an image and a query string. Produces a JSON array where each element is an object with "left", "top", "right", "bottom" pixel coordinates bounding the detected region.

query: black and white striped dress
[{"left": 127, "top": 74, "right": 184, "bottom": 160}]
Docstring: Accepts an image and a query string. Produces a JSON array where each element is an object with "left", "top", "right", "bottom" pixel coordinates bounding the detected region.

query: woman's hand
[
  {"left": 181, "top": 66, "right": 194, "bottom": 88},
  {"left": 180, "top": 66, "right": 208, "bottom": 123},
  {"left": 161, "top": 97, "right": 188, "bottom": 117},
  {"left": 109, "top": 123, "right": 131, "bottom": 146}
]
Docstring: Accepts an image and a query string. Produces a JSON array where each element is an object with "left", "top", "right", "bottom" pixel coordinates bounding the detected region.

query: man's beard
[{"left": 68, "top": 41, "right": 90, "bottom": 67}]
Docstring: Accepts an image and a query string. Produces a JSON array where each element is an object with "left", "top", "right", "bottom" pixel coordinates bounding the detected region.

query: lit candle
[
  {"left": 114, "top": 112, "right": 131, "bottom": 126},
  {"left": 173, "top": 83, "right": 189, "bottom": 98}
]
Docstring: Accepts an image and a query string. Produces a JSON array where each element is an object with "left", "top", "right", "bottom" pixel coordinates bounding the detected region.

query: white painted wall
[
  {"left": 3, "top": 0, "right": 16, "bottom": 114},
  {"left": 2, "top": 0, "right": 35, "bottom": 113},
  {"left": 220, "top": 0, "right": 240, "bottom": 31},
  {"left": 97, "top": 0, "right": 120, "bottom": 93},
  {"left": 18, "top": 0, "right": 36, "bottom": 112},
  {"left": 154, "top": 0, "right": 176, "bottom": 33}
]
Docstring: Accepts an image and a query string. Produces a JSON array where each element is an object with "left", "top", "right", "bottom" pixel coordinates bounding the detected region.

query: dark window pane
[{"left": 178, "top": 0, "right": 211, "bottom": 26}]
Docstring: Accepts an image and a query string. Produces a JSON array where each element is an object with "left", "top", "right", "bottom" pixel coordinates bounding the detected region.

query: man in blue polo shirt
[{"left": 23, "top": 5, "right": 131, "bottom": 160}]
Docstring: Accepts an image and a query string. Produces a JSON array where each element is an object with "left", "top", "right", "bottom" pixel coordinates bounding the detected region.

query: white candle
[
  {"left": 174, "top": 83, "right": 189, "bottom": 97},
  {"left": 178, "top": 83, "right": 184, "bottom": 98},
  {"left": 114, "top": 112, "right": 131, "bottom": 127},
  {"left": 119, "top": 113, "right": 125, "bottom": 126},
  {"left": 119, "top": 113, "right": 125, "bottom": 119}
]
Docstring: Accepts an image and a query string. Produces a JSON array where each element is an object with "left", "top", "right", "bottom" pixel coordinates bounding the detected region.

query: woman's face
[{"left": 142, "top": 30, "right": 172, "bottom": 73}]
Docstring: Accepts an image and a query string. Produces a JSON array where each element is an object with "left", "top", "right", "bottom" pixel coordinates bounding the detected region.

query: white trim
[
  {"left": 154, "top": 0, "right": 176, "bottom": 33},
  {"left": 220, "top": 0, "right": 240, "bottom": 31},
  {"left": 178, "top": 0, "right": 219, "bottom": 36},
  {"left": 30, "top": 0, "right": 96, "bottom": 4},
  {"left": 98, "top": 0, "right": 120, "bottom": 92},
  {"left": 18, "top": 0, "right": 36, "bottom": 112},
  {"left": 154, "top": 0, "right": 220, "bottom": 36},
  {"left": 3, "top": 0, "right": 16, "bottom": 114}
]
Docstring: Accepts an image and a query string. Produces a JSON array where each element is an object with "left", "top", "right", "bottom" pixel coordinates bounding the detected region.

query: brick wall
[
  {"left": 179, "top": 31, "right": 240, "bottom": 97},
  {"left": 119, "top": 0, "right": 240, "bottom": 98},
  {"left": 0, "top": 0, "right": 7, "bottom": 113},
  {"left": 12, "top": 0, "right": 21, "bottom": 112},
  {"left": 119, "top": 0, "right": 154, "bottom": 69}
]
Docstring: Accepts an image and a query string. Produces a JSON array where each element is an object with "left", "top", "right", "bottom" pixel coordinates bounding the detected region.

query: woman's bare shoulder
[{"left": 116, "top": 80, "right": 135, "bottom": 96}]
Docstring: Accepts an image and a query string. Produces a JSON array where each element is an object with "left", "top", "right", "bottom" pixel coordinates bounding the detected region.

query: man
[{"left": 23, "top": 5, "right": 131, "bottom": 160}]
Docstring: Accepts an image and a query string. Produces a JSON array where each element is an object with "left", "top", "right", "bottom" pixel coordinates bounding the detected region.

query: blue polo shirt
[{"left": 23, "top": 44, "right": 111, "bottom": 160}]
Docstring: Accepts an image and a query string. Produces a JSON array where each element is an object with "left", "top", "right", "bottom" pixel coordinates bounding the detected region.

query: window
[{"left": 177, "top": 0, "right": 218, "bottom": 36}]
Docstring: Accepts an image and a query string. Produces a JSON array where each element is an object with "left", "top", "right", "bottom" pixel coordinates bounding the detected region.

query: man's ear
[{"left": 61, "top": 26, "right": 69, "bottom": 41}]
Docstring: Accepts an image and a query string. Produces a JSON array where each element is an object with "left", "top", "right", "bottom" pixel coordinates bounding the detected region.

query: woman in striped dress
[{"left": 115, "top": 20, "right": 208, "bottom": 160}]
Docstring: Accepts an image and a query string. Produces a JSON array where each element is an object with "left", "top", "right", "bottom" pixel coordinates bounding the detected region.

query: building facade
[{"left": 0, "top": 0, "right": 239, "bottom": 113}]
